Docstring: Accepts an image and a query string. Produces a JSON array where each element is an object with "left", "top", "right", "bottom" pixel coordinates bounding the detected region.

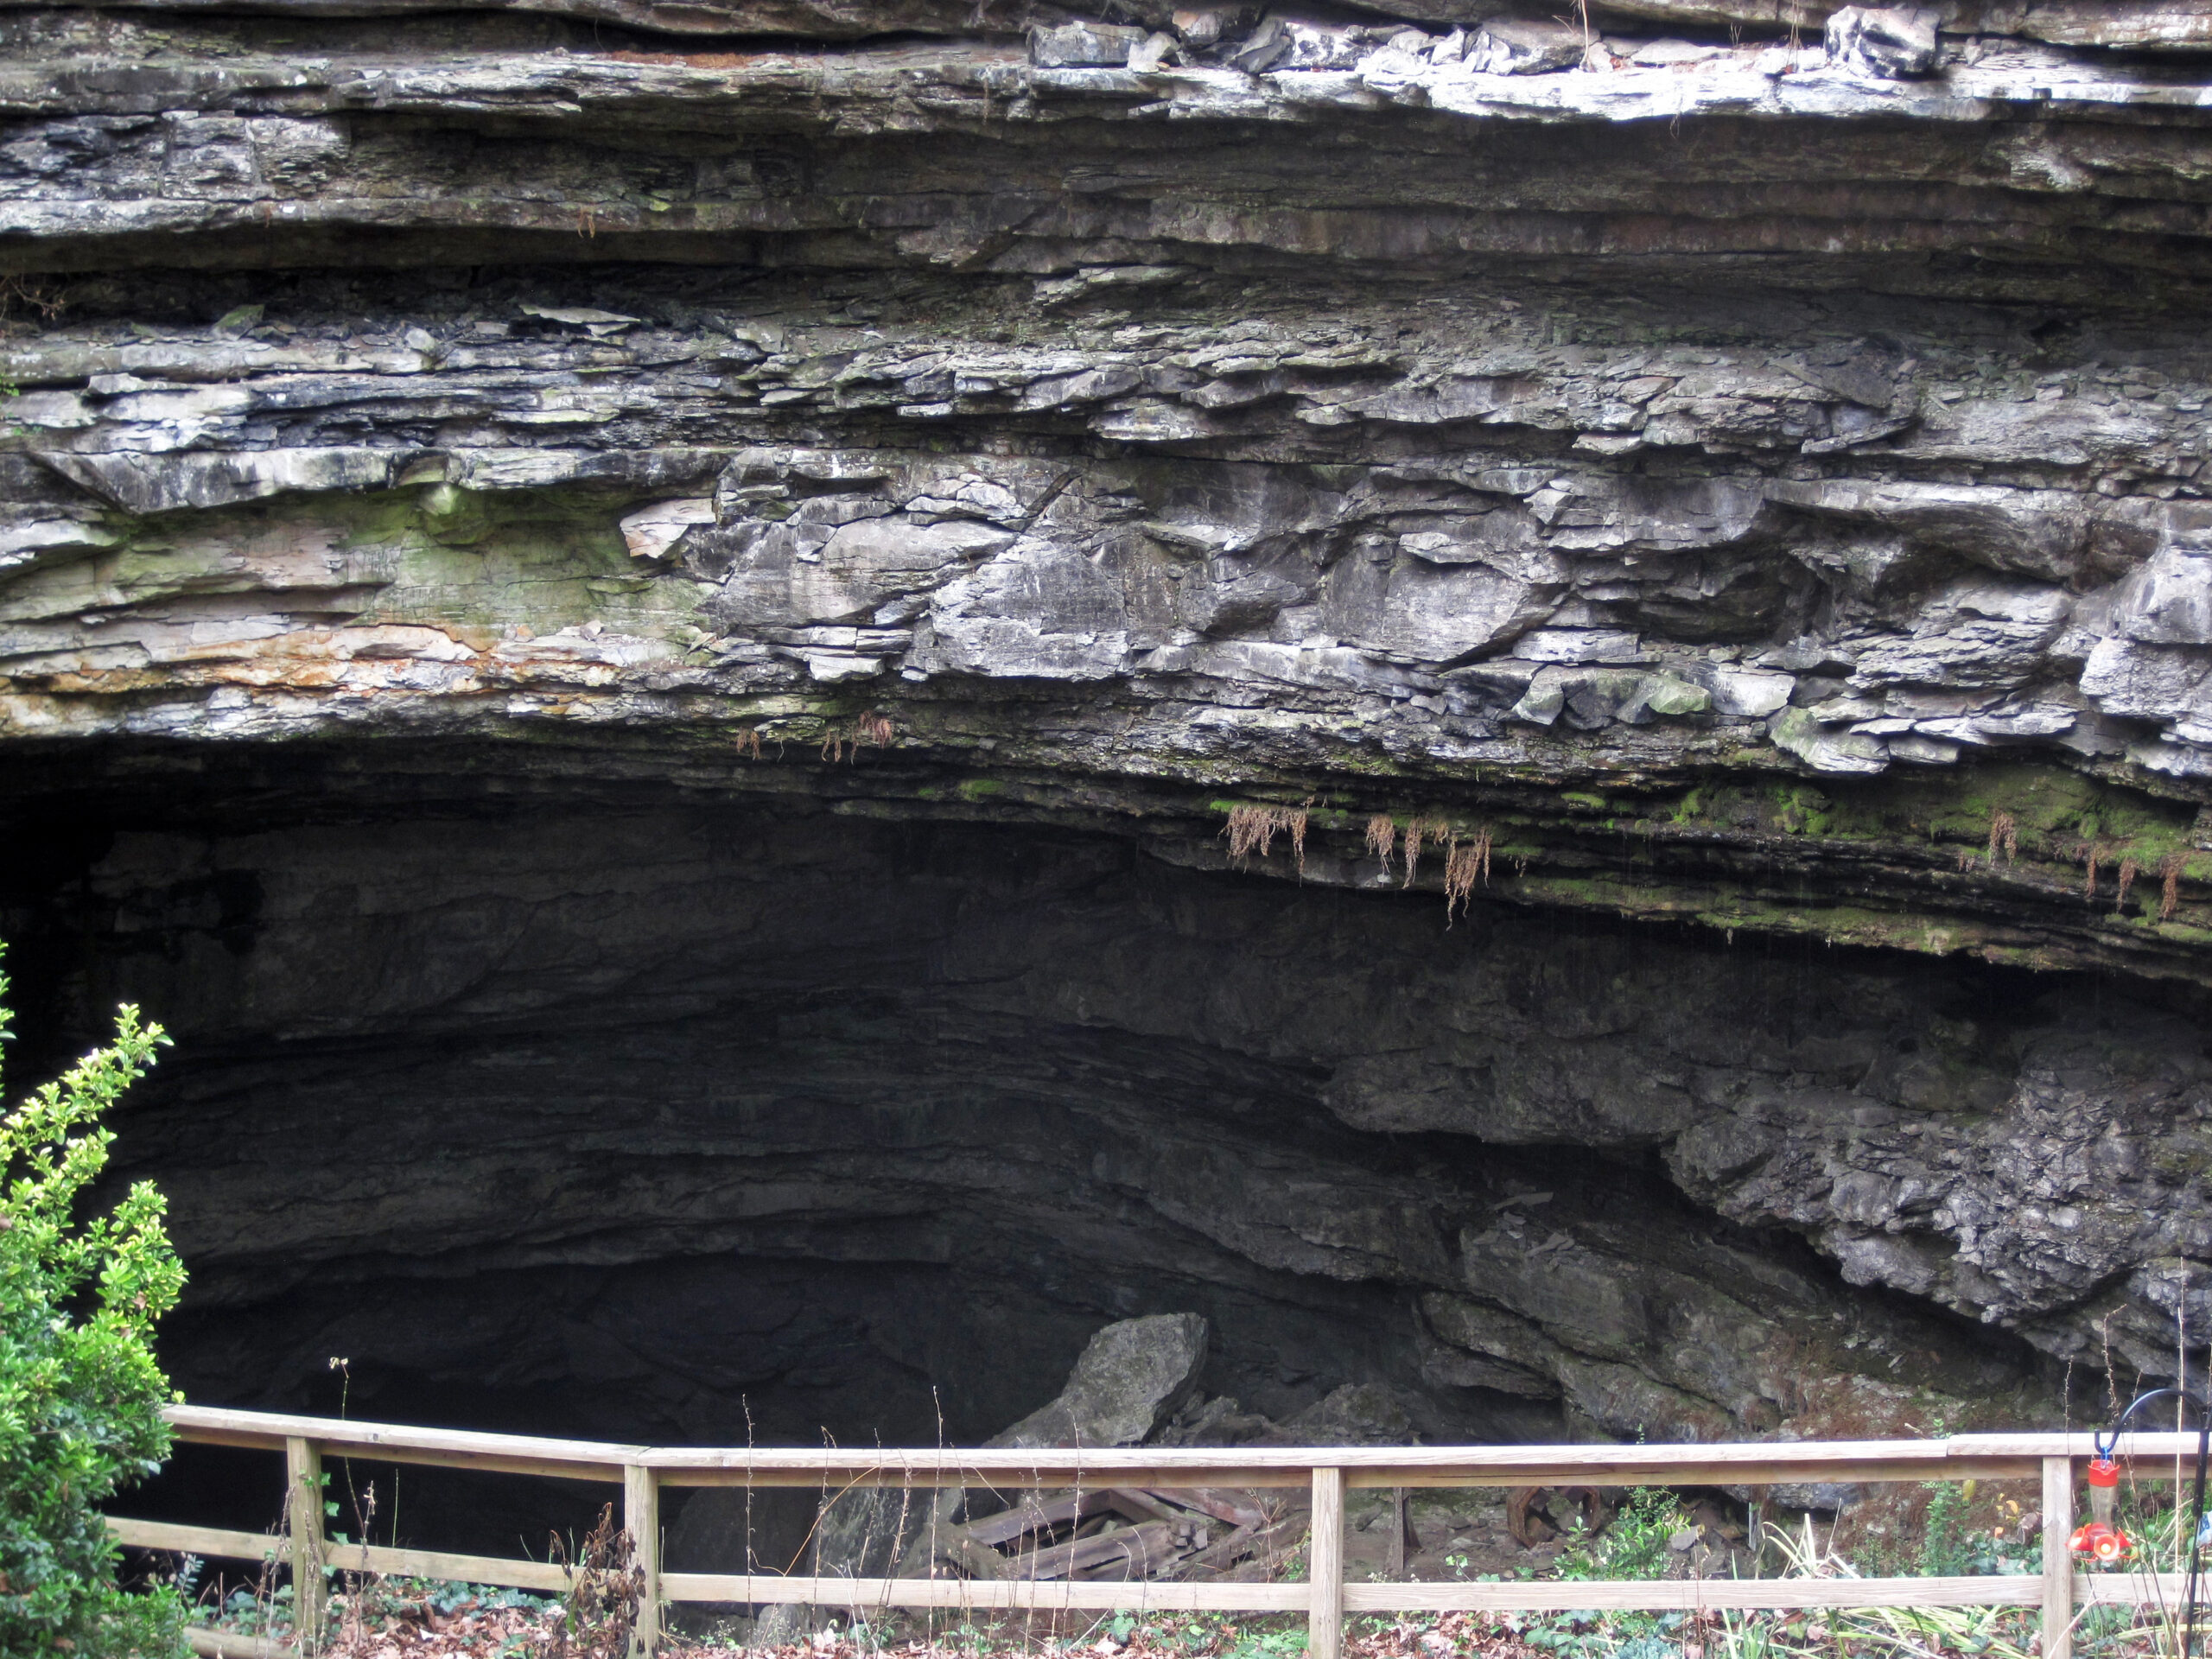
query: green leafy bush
[
  {"left": 0, "top": 949, "right": 189, "bottom": 1657},
  {"left": 1554, "top": 1488, "right": 1690, "bottom": 1583}
]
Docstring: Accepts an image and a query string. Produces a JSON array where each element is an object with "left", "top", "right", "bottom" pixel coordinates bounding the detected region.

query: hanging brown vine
[
  {"left": 1224, "top": 802, "right": 1310, "bottom": 873},
  {"left": 1443, "top": 827, "right": 1494, "bottom": 925},
  {"left": 1365, "top": 814, "right": 1399, "bottom": 875}
]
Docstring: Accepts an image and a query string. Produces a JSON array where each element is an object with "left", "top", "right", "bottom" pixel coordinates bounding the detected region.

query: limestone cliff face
[{"left": 4, "top": 0, "right": 2212, "bottom": 1453}]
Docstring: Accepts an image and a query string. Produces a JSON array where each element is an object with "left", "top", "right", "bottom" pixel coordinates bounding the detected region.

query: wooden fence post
[
  {"left": 2041, "top": 1454, "right": 2074, "bottom": 1659},
  {"left": 1310, "top": 1465, "right": 1345, "bottom": 1659},
  {"left": 285, "top": 1437, "right": 326, "bottom": 1653},
  {"left": 626, "top": 1463, "right": 661, "bottom": 1657}
]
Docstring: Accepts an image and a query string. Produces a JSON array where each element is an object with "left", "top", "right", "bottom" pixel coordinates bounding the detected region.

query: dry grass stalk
[
  {"left": 1224, "top": 803, "right": 1309, "bottom": 872},
  {"left": 856, "top": 710, "right": 894, "bottom": 748},
  {"left": 734, "top": 726, "right": 763, "bottom": 760},
  {"left": 1443, "top": 828, "right": 1493, "bottom": 925},
  {"left": 1366, "top": 814, "right": 1398, "bottom": 874},
  {"left": 2082, "top": 840, "right": 2101, "bottom": 898},
  {"left": 545, "top": 1503, "right": 642, "bottom": 1659},
  {"left": 2162, "top": 849, "right": 2187, "bottom": 923},
  {"left": 1987, "top": 809, "right": 2017, "bottom": 867},
  {"left": 1401, "top": 816, "right": 1451, "bottom": 888},
  {"left": 2119, "top": 855, "right": 2140, "bottom": 911}
]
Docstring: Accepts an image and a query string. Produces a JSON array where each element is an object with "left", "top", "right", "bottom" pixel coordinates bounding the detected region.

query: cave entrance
[{"left": 2, "top": 756, "right": 2060, "bottom": 1568}]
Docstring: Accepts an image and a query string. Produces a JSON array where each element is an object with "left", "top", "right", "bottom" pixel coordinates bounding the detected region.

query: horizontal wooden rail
[
  {"left": 111, "top": 1517, "right": 575, "bottom": 1596},
  {"left": 664, "top": 1573, "right": 1313, "bottom": 1611},
  {"left": 122, "top": 1520, "right": 2178, "bottom": 1616},
  {"left": 187, "top": 1630, "right": 297, "bottom": 1659},
  {"left": 111, "top": 1517, "right": 283, "bottom": 1565},
  {"left": 322, "top": 1540, "right": 574, "bottom": 1595},
  {"left": 658, "top": 1573, "right": 2161, "bottom": 1615},
  {"left": 1347, "top": 1577, "right": 2045, "bottom": 1613},
  {"left": 157, "top": 1405, "right": 639, "bottom": 1482},
  {"left": 151, "top": 1405, "right": 2212, "bottom": 1487},
  {"left": 116, "top": 1405, "right": 2212, "bottom": 1659}
]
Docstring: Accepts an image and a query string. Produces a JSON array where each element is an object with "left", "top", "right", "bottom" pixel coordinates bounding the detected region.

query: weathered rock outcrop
[
  {"left": 993, "top": 1314, "right": 1211, "bottom": 1448},
  {"left": 4, "top": 0, "right": 2212, "bottom": 1511}
]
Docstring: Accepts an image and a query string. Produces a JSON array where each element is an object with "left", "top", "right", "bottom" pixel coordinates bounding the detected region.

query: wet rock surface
[{"left": 6, "top": 0, "right": 2212, "bottom": 1535}]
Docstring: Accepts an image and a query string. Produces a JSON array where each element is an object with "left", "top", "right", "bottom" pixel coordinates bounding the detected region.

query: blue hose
[{"left": 2101, "top": 1387, "right": 2211, "bottom": 1659}]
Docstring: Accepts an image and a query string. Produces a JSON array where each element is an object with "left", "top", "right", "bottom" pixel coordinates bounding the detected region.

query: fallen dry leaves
[
  {"left": 298, "top": 1605, "right": 1598, "bottom": 1659},
  {"left": 322, "top": 1598, "right": 568, "bottom": 1657},
  {"left": 663, "top": 1611, "right": 1626, "bottom": 1659}
]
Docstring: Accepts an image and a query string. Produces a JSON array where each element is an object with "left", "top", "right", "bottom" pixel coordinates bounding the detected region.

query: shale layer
[{"left": 6, "top": 0, "right": 2212, "bottom": 1465}]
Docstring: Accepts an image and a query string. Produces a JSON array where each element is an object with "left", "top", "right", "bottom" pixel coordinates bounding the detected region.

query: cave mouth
[{"left": 2, "top": 741, "right": 2080, "bottom": 1560}]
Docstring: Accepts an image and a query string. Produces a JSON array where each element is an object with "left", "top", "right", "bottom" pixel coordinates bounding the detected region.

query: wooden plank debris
[
  {"left": 928, "top": 1487, "right": 1253, "bottom": 1583},
  {"left": 961, "top": 1491, "right": 1112, "bottom": 1548}
]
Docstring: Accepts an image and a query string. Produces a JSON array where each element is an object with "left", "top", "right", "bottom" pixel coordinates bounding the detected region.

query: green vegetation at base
[
  {"left": 168, "top": 1478, "right": 2200, "bottom": 1659},
  {"left": 0, "top": 945, "right": 188, "bottom": 1658}
]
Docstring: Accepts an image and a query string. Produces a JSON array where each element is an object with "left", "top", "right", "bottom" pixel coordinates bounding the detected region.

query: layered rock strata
[{"left": 5, "top": 0, "right": 2212, "bottom": 1471}]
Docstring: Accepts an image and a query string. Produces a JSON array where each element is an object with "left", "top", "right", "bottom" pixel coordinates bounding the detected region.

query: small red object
[
  {"left": 2087, "top": 1457, "right": 2121, "bottom": 1490},
  {"left": 2069, "top": 1521, "right": 2133, "bottom": 1564}
]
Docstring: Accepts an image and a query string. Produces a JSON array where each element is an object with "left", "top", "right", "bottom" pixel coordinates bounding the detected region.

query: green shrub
[
  {"left": 0, "top": 948, "right": 189, "bottom": 1657},
  {"left": 1554, "top": 1487, "right": 1690, "bottom": 1583}
]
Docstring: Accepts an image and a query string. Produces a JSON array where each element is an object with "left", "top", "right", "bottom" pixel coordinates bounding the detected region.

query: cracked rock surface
[{"left": 4, "top": 0, "right": 2212, "bottom": 1465}]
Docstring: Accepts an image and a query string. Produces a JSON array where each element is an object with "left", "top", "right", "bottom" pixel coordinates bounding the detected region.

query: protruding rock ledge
[
  {"left": 3, "top": 0, "right": 2207, "bottom": 51},
  {"left": 3, "top": 6, "right": 2212, "bottom": 290}
]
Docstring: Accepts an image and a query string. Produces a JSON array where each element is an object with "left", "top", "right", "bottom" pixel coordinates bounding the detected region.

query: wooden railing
[{"left": 110, "top": 1406, "right": 2208, "bottom": 1659}]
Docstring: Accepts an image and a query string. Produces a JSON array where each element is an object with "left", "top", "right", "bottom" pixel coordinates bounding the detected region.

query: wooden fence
[{"left": 109, "top": 1406, "right": 2209, "bottom": 1659}]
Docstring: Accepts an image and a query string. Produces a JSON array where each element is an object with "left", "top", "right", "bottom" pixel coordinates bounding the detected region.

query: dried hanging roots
[
  {"left": 1224, "top": 802, "right": 1310, "bottom": 872},
  {"left": 1443, "top": 828, "right": 1493, "bottom": 925},
  {"left": 1373, "top": 817, "right": 1495, "bottom": 920},
  {"left": 1945, "top": 821, "right": 2179, "bottom": 917},
  {"left": 1366, "top": 814, "right": 1398, "bottom": 870},
  {"left": 1987, "top": 809, "right": 2017, "bottom": 867},
  {"left": 1400, "top": 817, "right": 1451, "bottom": 887},
  {"left": 819, "top": 711, "right": 894, "bottom": 763}
]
